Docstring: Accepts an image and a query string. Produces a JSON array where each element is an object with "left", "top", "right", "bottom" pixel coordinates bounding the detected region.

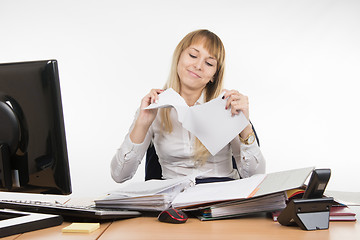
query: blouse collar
[{"left": 194, "top": 90, "right": 206, "bottom": 105}]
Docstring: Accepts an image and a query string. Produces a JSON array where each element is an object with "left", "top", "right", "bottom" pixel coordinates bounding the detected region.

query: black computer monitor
[{"left": 0, "top": 60, "right": 71, "bottom": 195}]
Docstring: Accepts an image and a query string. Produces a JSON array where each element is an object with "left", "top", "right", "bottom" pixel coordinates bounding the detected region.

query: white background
[{"left": 1, "top": 0, "right": 359, "bottom": 197}]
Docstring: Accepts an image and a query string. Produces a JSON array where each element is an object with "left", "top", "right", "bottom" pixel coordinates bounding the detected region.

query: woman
[{"left": 111, "top": 29, "right": 265, "bottom": 183}]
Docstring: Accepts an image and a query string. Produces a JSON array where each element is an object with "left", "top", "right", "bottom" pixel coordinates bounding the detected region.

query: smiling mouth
[{"left": 188, "top": 70, "right": 201, "bottom": 78}]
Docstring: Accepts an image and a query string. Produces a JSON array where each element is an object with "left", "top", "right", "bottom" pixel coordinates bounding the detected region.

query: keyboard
[{"left": 0, "top": 199, "right": 141, "bottom": 221}]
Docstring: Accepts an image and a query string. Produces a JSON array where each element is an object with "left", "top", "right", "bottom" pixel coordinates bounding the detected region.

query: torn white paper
[{"left": 145, "top": 88, "right": 250, "bottom": 155}]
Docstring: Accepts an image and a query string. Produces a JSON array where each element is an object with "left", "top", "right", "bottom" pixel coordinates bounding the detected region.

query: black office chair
[{"left": 145, "top": 124, "right": 260, "bottom": 181}]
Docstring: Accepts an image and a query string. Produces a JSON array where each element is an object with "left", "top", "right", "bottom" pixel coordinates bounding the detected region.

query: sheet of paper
[
  {"left": 171, "top": 174, "right": 266, "bottom": 208},
  {"left": 145, "top": 88, "right": 189, "bottom": 122},
  {"left": 145, "top": 88, "right": 250, "bottom": 155}
]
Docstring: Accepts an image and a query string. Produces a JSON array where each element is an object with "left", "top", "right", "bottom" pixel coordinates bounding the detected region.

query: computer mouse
[{"left": 158, "top": 208, "right": 188, "bottom": 224}]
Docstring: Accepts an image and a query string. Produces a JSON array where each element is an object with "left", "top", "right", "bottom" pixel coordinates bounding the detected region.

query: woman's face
[{"left": 177, "top": 41, "right": 217, "bottom": 92}]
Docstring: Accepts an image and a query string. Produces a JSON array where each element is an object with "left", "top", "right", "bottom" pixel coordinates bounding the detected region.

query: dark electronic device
[
  {"left": 0, "top": 60, "right": 71, "bottom": 194},
  {"left": 278, "top": 168, "right": 333, "bottom": 231},
  {"left": 0, "top": 60, "right": 71, "bottom": 237},
  {"left": 302, "top": 168, "right": 331, "bottom": 199},
  {"left": 158, "top": 208, "right": 188, "bottom": 224},
  {"left": 0, "top": 60, "right": 140, "bottom": 237}
]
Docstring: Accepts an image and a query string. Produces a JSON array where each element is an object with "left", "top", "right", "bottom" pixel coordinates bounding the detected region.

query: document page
[
  {"left": 145, "top": 88, "right": 250, "bottom": 155},
  {"left": 171, "top": 174, "right": 266, "bottom": 208}
]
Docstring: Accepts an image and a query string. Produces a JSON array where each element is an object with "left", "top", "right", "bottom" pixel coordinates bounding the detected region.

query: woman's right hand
[
  {"left": 137, "top": 88, "right": 164, "bottom": 126},
  {"left": 130, "top": 89, "right": 164, "bottom": 144}
]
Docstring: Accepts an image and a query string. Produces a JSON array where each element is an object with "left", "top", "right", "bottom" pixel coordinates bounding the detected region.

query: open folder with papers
[
  {"left": 171, "top": 167, "right": 314, "bottom": 208},
  {"left": 95, "top": 167, "right": 314, "bottom": 217}
]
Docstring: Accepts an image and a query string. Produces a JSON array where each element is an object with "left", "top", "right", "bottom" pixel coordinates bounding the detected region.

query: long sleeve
[
  {"left": 110, "top": 110, "right": 153, "bottom": 183},
  {"left": 231, "top": 137, "right": 266, "bottom": 178}
]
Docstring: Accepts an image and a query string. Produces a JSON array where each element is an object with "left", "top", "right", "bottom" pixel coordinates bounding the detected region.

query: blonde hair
[{"left": 161, "top": 29, "right": 226, "bottom": 165}]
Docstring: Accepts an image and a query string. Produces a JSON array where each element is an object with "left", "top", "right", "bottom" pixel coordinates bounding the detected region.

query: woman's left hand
[{"left": 222, "top": 89, "right": 250, "bottom": 120}]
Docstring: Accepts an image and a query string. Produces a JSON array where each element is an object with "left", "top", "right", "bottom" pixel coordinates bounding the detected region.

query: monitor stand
[
  {"left": 0, "top": 208, "right": 63, "bottom": 238},
  {"left": 0, "top": 143, "right": 12, "bottom": 190}
]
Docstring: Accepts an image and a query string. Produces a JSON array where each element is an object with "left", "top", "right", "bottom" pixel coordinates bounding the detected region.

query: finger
[
  {"left": 150, "top": 90, "right": 156, "bottom": 103},
  {"left": 222, "top": 89, "right": 229, "bottom": 99},
  {"left": 227, "top": 95, "right": 249, "bottom": 114},
  {"left": 223, "top": 89, "right": 239, "bottom": 105},
  {"left": 223, "top": 89, "right": 239, "bottom": 99},
  {"left": 225, "top": 93, "right": 242, "bottom": 110},
  {"left": 235, "top": 102, "right": 250, "bottom": 119},
  {"left": 227, "top": 94, "right": 241, "bottom": 105},
  {"left": 155, "top": 89, "right": 164, "bottom": 102},
  {"left": 230, "top": 101, "right": 242, "bottom": 116},
  {"left": 140, "top": 94, "right": 152, "bottom": 109},
  {"left": 149, "top": 89, "right": 163, "bottom": 104}
]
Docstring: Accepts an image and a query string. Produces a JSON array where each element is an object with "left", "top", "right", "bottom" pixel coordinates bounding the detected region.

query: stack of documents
[
  {"left": 96, "top": 167, "right": 314, "bottom": 218},
  {"left": 197, "top": 192, "right": 287, "bottom": 221},
  {"left": 95, "top": 176, "right": 194, "bottom": 211},
  {"left": 96, "top": 194, "right": 173, "bottom": 211}
]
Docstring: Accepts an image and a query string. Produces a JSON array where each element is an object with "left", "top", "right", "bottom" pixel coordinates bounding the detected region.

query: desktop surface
[
  {"left": 101, "top": 212, "right": 359, "bottom": 240},
  {"left": 2, "top": 206, "right": 359, "bottom": 240}
]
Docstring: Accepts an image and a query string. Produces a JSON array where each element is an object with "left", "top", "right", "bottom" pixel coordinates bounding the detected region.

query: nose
[{"left": 194, "top": 59, "right": 202, "bottom": 70}]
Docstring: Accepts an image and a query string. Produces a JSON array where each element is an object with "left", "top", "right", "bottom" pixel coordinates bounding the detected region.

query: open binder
[
  {"left": 171, "top": 167, "right": 314, "bottom": 209},
  {"left": 96, "top": 167, "right": 314, "bottom": 218}
]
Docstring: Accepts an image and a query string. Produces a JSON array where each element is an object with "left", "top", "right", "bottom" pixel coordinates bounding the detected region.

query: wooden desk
[
  {"left": 101, "top": 214, "right": 360, "bottom": 240},
  {"left": 1, "top": 222, "right": 112, "bottom": 240},
  {"left": 3, "top": 208, "right": 359, "bottom": 240}
]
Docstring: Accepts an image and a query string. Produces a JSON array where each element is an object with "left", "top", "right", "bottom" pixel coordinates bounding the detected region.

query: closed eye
[{"left": 189, "top": 54, "right": 197, "bottom": 58}]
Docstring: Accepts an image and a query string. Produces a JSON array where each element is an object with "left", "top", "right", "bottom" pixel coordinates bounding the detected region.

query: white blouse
[{"left": 111, "top": 96, "right": 266, "bottom": 183}]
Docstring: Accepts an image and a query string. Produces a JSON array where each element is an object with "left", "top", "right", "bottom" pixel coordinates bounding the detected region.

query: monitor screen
[{"left": 0, "top": 60, "right": 71, "bottom": 195}]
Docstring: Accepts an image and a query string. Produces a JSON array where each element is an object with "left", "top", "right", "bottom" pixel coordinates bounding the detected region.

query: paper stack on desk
[
  {"left": 96, "top": 167, "right": 314, "bottom": 217},
  {"left": 95, "top": 176, "right": 195, "bottom": 211},
  {"left": 196, "top": 192, "right": 287, "bottom": 221}
]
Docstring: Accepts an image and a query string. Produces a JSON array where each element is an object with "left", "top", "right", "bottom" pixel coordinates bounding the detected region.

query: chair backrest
[
  {"left": 145, "top": 144, "right": 162, "bottom": 180},
  {"left": 145, "top": 124, "right": 259, "bottom": 181}
]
